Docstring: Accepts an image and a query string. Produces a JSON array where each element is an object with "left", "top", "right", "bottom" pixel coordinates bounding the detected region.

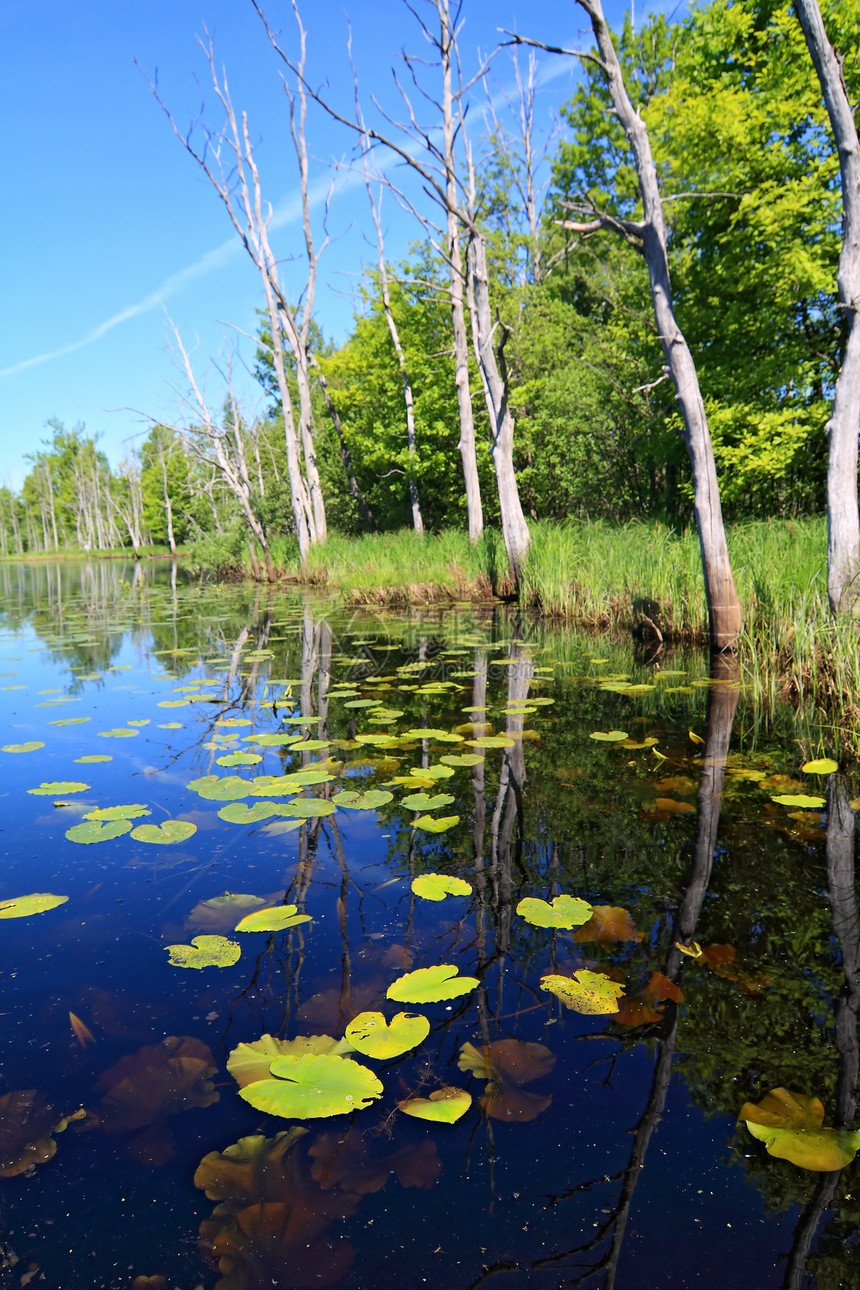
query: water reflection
[{"left": 0, "top": 561, "right": 856, "bottom": 1289}]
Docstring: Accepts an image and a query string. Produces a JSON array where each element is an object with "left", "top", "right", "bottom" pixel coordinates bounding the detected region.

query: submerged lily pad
[
  {"left": 66, "top": 820, "right": 133, "bottom": 845},
  {"left": 344, "top": 1011, "right": 430, "bottom": 1059},
  {"left": 165, "top": 935, "right": 241, "bottom": 969},
  {"left": 516, "top": 895, "right": 593, "bottom": 930},
  {"left": 131, "top": 820, "right": 198, "bottom": 845},
  {"left": 239, "top": 1053, "right": 383, "bottom": 1119},
  {"left": 234, "top": 905, "right": 312, "bottom": 933},
  {"left": 0, "top": 893, "right": 69, "bottom": 919},
  {"left": 387, "top": 964, "right": 479, "bottom": 1004},
  {"left": 398, "top": 1086, "right": 471, "bottom": 1123},
  {"left": 411, "top": 874, "right": 472, "bottom": 902},
  {"left": 540, "top": 970, "right": 625, "bottom": 1015}
]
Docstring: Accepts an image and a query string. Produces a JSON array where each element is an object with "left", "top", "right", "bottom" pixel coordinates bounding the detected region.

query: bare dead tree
[
  {"left": 794, "top": 0, "right": 860, "bottom": 617},
  {"left": 506, "top": 1, "right": 743, "bottom": 649},
  {"left": 168, "top": 324, "right": 277, "bottom": 580},
  {"left": 141, "top": 33, "right": 322, "bottom": 565},
  {"left": 255, "top": 0, "right": 537, "bottom": 579}
]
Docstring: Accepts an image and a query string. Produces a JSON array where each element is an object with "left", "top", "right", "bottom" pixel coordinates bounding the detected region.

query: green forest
[{"left": 3, "top": 0, "right": 858, "bottom": 643}]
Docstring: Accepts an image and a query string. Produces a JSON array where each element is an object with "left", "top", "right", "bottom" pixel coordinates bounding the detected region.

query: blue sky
[{"left": 0, "top": 0, "right": 656, "bottom": 489}]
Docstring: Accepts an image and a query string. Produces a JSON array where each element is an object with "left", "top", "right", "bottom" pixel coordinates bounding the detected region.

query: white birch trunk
[{"left": 795, "top": 0, "right": 860, "bottom": 615}]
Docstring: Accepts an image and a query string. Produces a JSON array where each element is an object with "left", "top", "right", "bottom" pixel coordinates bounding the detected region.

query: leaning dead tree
[
  {"left": 254, "top": 0, "right": 535, "bottom": 581},
  {"left": 142, "top": 25, "right": 326, "bottom": 566},
  {"left": 794, "top": 0, "right": 860, "bottom": 617},
  {"left": 508, "top": 0, "right": 743, "bottom": 649}
]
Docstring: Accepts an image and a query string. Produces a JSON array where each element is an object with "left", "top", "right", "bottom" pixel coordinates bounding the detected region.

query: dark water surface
[{"left": 0, "top": 560, "right": 856, "bottom": 1290}]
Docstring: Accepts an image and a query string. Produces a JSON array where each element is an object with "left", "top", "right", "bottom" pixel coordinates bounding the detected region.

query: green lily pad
[
  {"left": 387, "top": 964, "right": 479, "bottom": 1004},
  {"left": 249, "top": 771, "right": 333, "bottom": 796},
  {"left": 127, "top": 719, "right": 150, "bottom": 727},
  {"left": 540, "top": 970, "right": 625, "bottom": 1015},
  {"left": 331, "top": 789, "right": 394, "bottom": 810},
  {"left": 801, "top": 758, "right": 838, "bottom": 775},
  {"left": 411, "top": 873, "right": 472, "bottom": 902},
  {"left": 398, "top": 1086, "right": 472, "bottom": 1123},
  {"left": 467, "top": 736, "right": 515, "bottom": 749},
  {"left": 2, "top": 742, "right": 44, "bottom": 754},
  {"left": 402, "top": 728, "right": 463, "bottom": 743},
  {"left": 84, "top": 804, "right": 150, "bottom": 821},
  {"left": 771, "top": 794, "right": 826, "bottom": 809},
  {"left": 739, "top": 1088, "right": 860, "bottom": 1172},
  {"left": 440, "top": 753, "right": 485, "bottom": 767},
  {"left": 227, "top": 1034, "right": 353, "bottom": 1087},
  {"left": 49, "top": 717, "right": 90, "bottom": 725},
  {"left": 217, "top": 801, "right": 288, "bottom": 825},
  {"left": 188, "top": 775, "right": 252, "bottom": 802},
  {"left": 74, "top": 754, "right": 113, "bottom": 763},
  {"left": 27, "top": 781, "right": 90, "bottom": 796},
  {"left": 217, "top": 752, "right": 263, "bottom": 767},
  {"left": 354, "top": 733, "right": 402, "bottom": 747},
  {"left": 239, "top": 1053, "right": 383, "bottom": 1119},
  {"left": 97, "top": 728, "right": 139, "bottom": 738},
  {"left": 342, "top": 699, "right": 381, "bottom": 709},
  {"left": 344, "top": 1011, "right": 430, "bottom": 1059},
  {"left": 588, "top": 731, "right": 629, "bottom": 742},
  {"left": 401, "top": 793, "right": 456, "bottom": 811},
  {"left": 165, "top": 934, "right": 241, "bottom": 969},
  {"left": 252, "top": 733, "right": 301, "bottom": 747},
  {"left": 414, "top": 815, "right": 460, "bottom": 833},
  {"left": 279, "top": 798, "right": 335, "bottom": 818},
  {"left": 0, "top": 892, "right": 69, "bottom": 919},
  {"left": 234, "top": 904, "right": 312, "bottom": 932},
  {"left": 516, "top": 895, "right": 593, "bottom": 929},
  {"left": 131, "top": 820, "right": 198, "bottom": 845},
  {"left": 290, "top": 739, "right": 331, "bottom": 752},
  {"left": 66, "top": 819, "right": 133, "bottom": 844}
]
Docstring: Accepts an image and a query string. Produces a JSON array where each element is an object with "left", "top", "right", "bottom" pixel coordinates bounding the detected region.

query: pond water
[{"left": 0, "top": 560, "right": 857, "bottom": 1290}]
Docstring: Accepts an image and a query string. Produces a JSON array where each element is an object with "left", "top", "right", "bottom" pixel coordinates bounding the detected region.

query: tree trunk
[
  {"left": 469, "top": 234, "right": 531, "bottom": 582},
  {"left": 574, "top": 0, "right": 742, "bottom": 650},
  {"left": 795, "top": 0, "right": 860, "bottom": 616}
]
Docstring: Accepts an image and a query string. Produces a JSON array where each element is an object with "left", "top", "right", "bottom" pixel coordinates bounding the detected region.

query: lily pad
[
  {"left": 467, "top": 735, "right": 515, "bottom": 749},
  {"left": 413, "top": 815, "right": 460, "bottom": 833},
  {"left": 331, "top": 789, "right": 394, "bottom": 811},
  {"left": 131, "top": 820, "right": 198, "bottom": 845},
  {"left": 188, "top": 775, "right": 251, "bottom": 802},
  {"left": 234, "top": 905, "right": 312, "bottom": 932},
  {"left": 74, "top": 754, "right": 113, "bottom": 764},
  {"left": 801, "top": 758, "right": 838, "bottom": 775},
  {"left": 227, "top": 1034, "right": 352, "bottom": 1088},
  {"left": 2, "top": 742, "right": 44, "bottom": 753},
  {"left": 516, "top": 895, "right": 593, "bottom": 930},
  {"left": 398, "top": 1086, "right": 471, "bottom": 1123},
  {"left": 411, "top": 874, "right": 473, "bottom": 902},
  {"left": 97, "top": 728, "right": 139, "bottom": 738},
  {"left": 66, "top": 820, "right": 133, "bottom": 845},
  {"left": 165, "top": 935, "right": 242, "bottom": 969},
  {"left": 253, "top": 733, "right": 301, "bottom": 747},
  {"left": 344, "top": 1011, "right": 430, "bottom": 1059},
  {"left": 217, "top": 801, "right": 287, "bottom": 825},
  {"left": 739, "top": 1087, "right": 860, "bottom": 1172},
  {"left": 387, "top": 964, "right": 479, "bottom": 1004},
  {"left": 0, "top": 893, "right": 69, "bottom": 919},
  {"left": 239, "top": 1053, "right": 383, "bottom": 1119},
  {"left": 84, "top": 804, "right": 150, "bottom": 821},
  {"left": 279, "top": 798, "right": 336, "bottom": 818},
  {"left": 401, "top": 792, "right": 456, "bottom": 812},
  {"left": 771, "top": 793, "right": 826, "bottom": 809},
  {"left": 27, "top": 781, "right": 90, "bottom": 796},
  {"left": 217, "top": 751, "right": 263, "bottom": 767},
  {"left": 439, "top": 753, "right": 485, "bottom": 767},
  {"left": 402, "top": 728, "right": 463, "bottom": 743},
  {"left": 588, "top": 731, "right": 629, "bottom": 742},
  {"left": 540, "top": 970, "right": 625, "bottom": 1015}
]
